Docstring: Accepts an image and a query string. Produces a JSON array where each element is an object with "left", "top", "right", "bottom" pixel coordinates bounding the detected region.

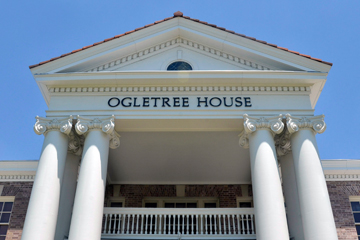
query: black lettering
[
  {"left": 162, "top": 97, "right": 171, "bottom": 107},
  {"left": 209, "top": 97, "right": 222, "bottom": 107},
  {"left": 244, "top": 97, "right": 252, "bottom": 107},
  {"left": 108, "top": 97, "right": 120, "bottom": 107},
  {"left": 151, "top": 97, "right": 160, "bottom": 107},
  {"left": 133, "top": 97, "right": 141, "bottom": 107},
  {"left": 197, "top": 97, "right": 208, "bottom": 107},
  {"left": 143, "top": 97, "right": 150, "bottom": 107},
  {"left": 121, "top": 97, "right": 132, "bottom": 107},
  {"left": 235, "top": 97, "right": 243, "bottom": 107},
  {"left": 182, "top": 97, "right": 189, "bottom": 107},
  {"left": 173, "top": 97, "right": 180, "bottom": 107},
  {"left": 223, "top": 97, "right": 233, "bottom": 107}
]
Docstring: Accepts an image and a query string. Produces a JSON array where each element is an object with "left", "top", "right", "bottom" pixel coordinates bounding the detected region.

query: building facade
[{"left": 1, "top": 11, "right": 359, "bottom": 240}]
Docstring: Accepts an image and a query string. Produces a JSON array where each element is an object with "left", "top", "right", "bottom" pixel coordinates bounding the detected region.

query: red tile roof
[{"left": 29, "top": 11, "right": 332, "bottom": 69}]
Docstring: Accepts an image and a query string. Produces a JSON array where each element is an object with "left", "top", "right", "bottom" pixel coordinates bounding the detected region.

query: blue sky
[{"left": 0, "top": 1, "right": 359, "bottom": 160}]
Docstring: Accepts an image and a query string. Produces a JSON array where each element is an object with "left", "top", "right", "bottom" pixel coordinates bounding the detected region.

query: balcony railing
[{"left": 102, "top": 207, "right": 256, "bottom": 239}]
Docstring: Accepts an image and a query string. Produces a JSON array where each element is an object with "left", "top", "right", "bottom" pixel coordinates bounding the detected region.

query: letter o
[
  {"left": 209, "top": 97, "right": 222, "bottom": 107},
  {"left": 108, "top": 97, "right": 120, "bottom": 107}
]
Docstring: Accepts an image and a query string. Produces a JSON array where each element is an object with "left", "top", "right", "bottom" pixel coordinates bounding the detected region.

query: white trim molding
[{"left": 322, "top": 159, "right": 360, "bottom": 181}]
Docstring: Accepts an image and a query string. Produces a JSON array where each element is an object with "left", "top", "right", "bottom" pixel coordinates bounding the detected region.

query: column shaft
[
  {"left": 22, "top": 130, "right": 69, "bottom": 240},
  {"left": 280, "top": 153, "right": 304, "bottom": 240},
  {"left": 55, "top": 153, "right": 80, "bottom": 240},
  {"left": 68, "top": 130, "right": 110, "bottom": 240},
  {"left": 291, "top": 129, "right": 337, "bottom": 240},
  {"left": 249, "top": 129, "right": 289, "bottom": 240}
]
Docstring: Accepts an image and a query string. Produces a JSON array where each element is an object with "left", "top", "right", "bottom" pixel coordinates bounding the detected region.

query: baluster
[
  {"left": 177, "top": 214, "right": 180, "bottom": 235},
  {"left": 209, "top": 214, "right": 213, "bottom": 235},
  {"left": 227, "top": 214, "right": 231, "bottom": 235},
  {"left": 223, "top": 215, "right": 227, "bottom": 235},
  {"left": 125, "top": 214, "right": 130, "bottom": 234},
  {"left": 172, "top": 214, "right": 176, "bottom": 235},
  {"left": 159, "top": 214, "right": 163, "bottom": 235},
  {"left": 241, "top": 214, "right": 245, "bottom": 235},
  {"left": 250, "top": 214, "right": 255, "bottom": 234},
  {"left": 117, "top": 213, "right": 121, "bottom": 234},
  {"left": 214, "top": 214, "right": 217, "bottom": 235},
  {"left": 245, "top": 214, "right": 250, "bottom": 234},
  {"left": 150, "top": 214, "right": 153, "bottom": 235},
  {"left": 140, "top": 214, "right": 144, "bottom": 234},
  {"left": 167, "top": 215, "right": 170, "bottom": 235},
  {"left": 231, "top": 214, "right": 235, "bottom": 235},
  {"left": 200, "top": 215, "right": 203, "bottom": 234},
  {"left": 155, "top": 214, "right": 158, "bottom": 234},
  {"left": 182, "top": 214, "right": 185, "bottom": 234},
  {"left": 103, "top": 213, "right": 108, "bottom": 234},
  {"left": 191, "top": 215, "right": 194, "bottom": 235},
  {"left": 145, "top": 214, "right": 148, "bottom": 234},
  {"left": 135, "top": 214, "right": 139, "bottom": 234},
  {"left": 236, "top": 214, "right": 240, "bottom": 234},
  {"left": 113, "top": 214, "right": 117, "bottom": 234},
  {"left": 121, "top": 214, "right": 126, "bottom": 234},
  {"left": 204, "top": 214, "right": 208, "bottom": 235},
  {"left": 129, "top": 214, "right": 134, "bottom": 234},
  {"left": 196, "top": 215, "right": 199, "bottom": 235}
]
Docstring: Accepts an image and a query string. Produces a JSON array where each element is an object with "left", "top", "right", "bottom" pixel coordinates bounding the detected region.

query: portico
[{"left": 23, "top": 11, "right": 338, "bottom": 240}]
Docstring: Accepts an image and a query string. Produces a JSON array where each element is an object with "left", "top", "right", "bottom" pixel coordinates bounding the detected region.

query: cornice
[{"left": 83, "top": 37, "right": 272, "bottom": 72}]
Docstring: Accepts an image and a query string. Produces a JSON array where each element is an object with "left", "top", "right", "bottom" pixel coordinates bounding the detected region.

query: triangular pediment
[{"left": 29, "top": 13, "right": 332, "bottom": 74}]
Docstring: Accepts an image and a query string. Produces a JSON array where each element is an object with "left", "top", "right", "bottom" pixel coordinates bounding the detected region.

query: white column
[
  {"left": 286, "top": 114, "right": 338, "bottom": 240},
  {"left": 276, "top": 131, "right": 304, "bottom": 240},
  {"left": 239, "top": 114, "right": 289, "bottom": 240},
  {"left": 68, "top": 116, "right": 120, "bottom": 240},
  {"left": 22, "top": 116, "right": 73, "bottom": 240},
  {"left": 55, "top": 133, "right": 82, "bottom": 240}
]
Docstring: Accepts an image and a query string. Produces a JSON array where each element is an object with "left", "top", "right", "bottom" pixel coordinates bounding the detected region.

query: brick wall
[
  {"left": 327, "top": 181, "right": 360, "bottom": 240},
  {"left": 107, "top": 184, "right": 249, "bottom": 208},
  {"left": 0, "top": 182, "right": 33, "bottom": 240}
]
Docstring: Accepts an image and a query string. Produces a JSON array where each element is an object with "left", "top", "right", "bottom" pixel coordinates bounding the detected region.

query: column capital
[
  {"left": 34, "top": 116, "right": 73, "bottom": 135},
  {"left": 75, "top": 115, "right": 120, "bottom": 149},
  {"left": 286, "top": 114, "right": 326, "bottom": 134},
  {"left": 239, "top": 114, "right": 284, "bottom": 149}
]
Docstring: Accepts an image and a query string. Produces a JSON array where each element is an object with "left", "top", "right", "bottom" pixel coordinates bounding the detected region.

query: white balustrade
[{"left": 102, "top": 208, "right": 256, "bottom": 238}]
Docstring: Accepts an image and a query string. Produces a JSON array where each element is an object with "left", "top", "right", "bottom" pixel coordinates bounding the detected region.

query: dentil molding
[
  {"left": 48, "top": 85, "right": 311, "bottom": 95},
  {"left": 286, "top": 114, "right": 326, "bottom": 134},
  {"left": 84, "top": 37, "right": 272, "bottom": 73},
  {"left": 75, "top": 115, "right": 120, "bottom": 149},
  {"left": 239, "top": 114, "right": 284, "bottom": 149}
]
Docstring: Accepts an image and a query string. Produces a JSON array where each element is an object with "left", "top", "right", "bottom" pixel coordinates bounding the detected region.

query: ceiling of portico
[{"left": 107, "top": 131, "right": 251, "bottom": 185}]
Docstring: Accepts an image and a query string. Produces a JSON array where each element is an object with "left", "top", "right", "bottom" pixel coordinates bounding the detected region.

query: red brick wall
[
  {"left": 107, "top": 184, "right": 248, "bottom": 208},
  {"left": 185, "top": 185, "right": 243, "bottom": 207},
  {"left": 327, "top": 181, "right": 360, "bottom": 240},
  {"left": 0, "top": 182, "right": 33, "bottom": 240}
]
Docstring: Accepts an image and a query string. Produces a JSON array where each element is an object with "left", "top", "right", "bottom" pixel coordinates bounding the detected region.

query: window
[
  {"left": 236, "top": 196, "right": 253, "bottom": 208},
  {"left": 107, "top": 197, "right": 125, "bottom": 208},
  {"left": 167, "top": 61, "right": 192, "bottom": 71},
  {"left": 143, "top": 197, "right": 218, "bottom": 208},
  {"left": 0, "top": 197, "right": 14, "bottom": 240},
  {"left": 350, "top": 197, "right": 360, "bottom": 239}
]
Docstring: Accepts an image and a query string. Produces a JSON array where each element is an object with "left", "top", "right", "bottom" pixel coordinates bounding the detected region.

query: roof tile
[{"left": 29, "top": 12, "right": 332, "bottom": 69}]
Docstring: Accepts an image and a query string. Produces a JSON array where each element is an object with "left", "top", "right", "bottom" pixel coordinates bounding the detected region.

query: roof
[{"left": 29, "top": 11, "right": 333, "bottom": 69}]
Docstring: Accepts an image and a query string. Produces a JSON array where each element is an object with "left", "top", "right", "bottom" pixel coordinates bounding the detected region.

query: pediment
[{"left": 30, "top": 15, "right": 332, "bottom": 74}]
